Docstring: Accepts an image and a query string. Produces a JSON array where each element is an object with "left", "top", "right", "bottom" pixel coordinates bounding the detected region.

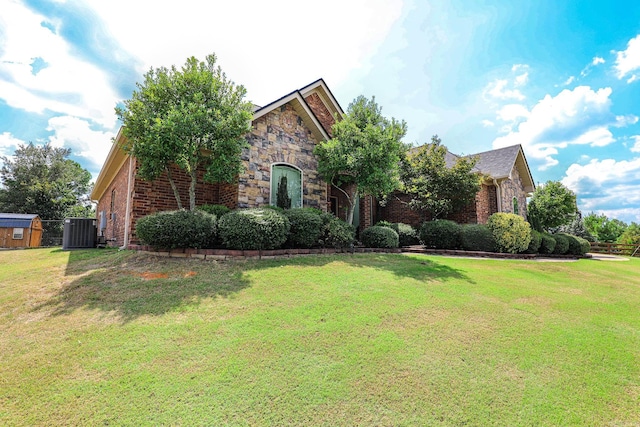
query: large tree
[
  {"left": 314, "top": 95, "right": 407, "bottom": 225},
  {"left": 583, "top": 212, "right": 627, "bottom": 242},
  {"left": 527, "top": 180, "right": 578, "bottom": 232},
  {"left": 116, "top": 53, "right": 253, "bottom": 211},
  {"left": 400, "top": 136, "right": 480, "bottom": 220},
  {"left": 0, "top": 143, "right": 92, "bottom": 220}
]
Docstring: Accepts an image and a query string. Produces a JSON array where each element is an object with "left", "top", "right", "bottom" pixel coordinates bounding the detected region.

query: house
[
  {"left": 91, "top": 78, "right": 535, "bottom": 248},
  {"left": 0, "top": 213, "right": 43, "bottom": 248},
  {"left": 376, "top": 144, "right": 535, "bottom": 227}
]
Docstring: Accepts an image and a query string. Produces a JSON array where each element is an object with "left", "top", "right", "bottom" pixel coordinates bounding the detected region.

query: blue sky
[{"left": 2, "top": 0, "right": 640, "bottom": 223}]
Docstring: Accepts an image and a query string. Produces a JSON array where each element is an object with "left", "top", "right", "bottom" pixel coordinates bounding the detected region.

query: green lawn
[{"left": 1, "top": 248, "right": 639, "bottom": 426}]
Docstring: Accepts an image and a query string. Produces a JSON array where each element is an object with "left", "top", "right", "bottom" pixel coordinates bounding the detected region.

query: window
[
  {"left": 513, "top": 197, "right": 519, "bottom": 215},
  {"left": 270, "top": 164, "right": 302, "bottom": 208},
  {"left": 13, "top": 228, "right": 24, "bottom": 239}
]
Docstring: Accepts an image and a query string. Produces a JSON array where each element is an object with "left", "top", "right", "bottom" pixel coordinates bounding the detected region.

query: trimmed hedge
[
  {"left": 551, "top": 234, "right": 570, "bottom": 255},
  {"left": 420, "top": 220, "right": 461, "bottom": 249},
  {"left": 560, "top": 233, "right": 590, "bottom": 256},
  {"left": 198, "top": 204, "right": 231, "bottom": 218},
  {"left": 320, "top": 213, "right": 356, "bottom": 249},
  {"left": 375, "top": 221, "right": 419, "bottom": 246},
  {"left": 361, "top": 226, "right": 399, "bottom": 249},
  {"left": 283, "top": 208, "right": 324, "bottom": 248},
  {"left": 522, "top": 229, "right": 542, "bottom": 254},
  {"left": 460, "top": 224, "right": 496, "bottom": 252},
  {"left": 135, "top": 209, "right": 217, "bottom": 250},
  {"left": 539, "top": 233, "right": 556, "bottom": 254},
  {"left": 487, "top": 213, "right": 531, "bottom": 254},
  {"left": 218, "top": 208, "right": 290, "bottom": 250}
]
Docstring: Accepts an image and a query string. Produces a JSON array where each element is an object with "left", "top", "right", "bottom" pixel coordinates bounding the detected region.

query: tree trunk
[
  {"left": 333, "top": 182, "right": 358, "bottom": 225},
  {"left": 189, "top": 169, "right": 197, "bottom": 211},
  {"left": 165, "top": 167, "right": 183, "bottom": 210}
]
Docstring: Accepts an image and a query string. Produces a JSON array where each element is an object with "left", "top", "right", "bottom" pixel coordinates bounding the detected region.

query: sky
[{"left": 2, "top": 0, "right": 640, "bottom": 224}]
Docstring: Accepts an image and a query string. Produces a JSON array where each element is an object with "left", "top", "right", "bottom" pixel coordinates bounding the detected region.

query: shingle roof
[{"left": 470, "top": 145, "right": 522, "bottom": 178}]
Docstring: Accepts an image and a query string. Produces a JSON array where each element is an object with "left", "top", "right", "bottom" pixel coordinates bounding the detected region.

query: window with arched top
[
  {"left": 513, "top": 197, "right": 519, "bottom": 215},
  {"left": 270, "top": 164, "right": 302, "bottom": 208}
]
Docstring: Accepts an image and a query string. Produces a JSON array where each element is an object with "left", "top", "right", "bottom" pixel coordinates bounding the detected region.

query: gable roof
[{"left": 471, "top": 144, "right": 535, "bottom": 193}]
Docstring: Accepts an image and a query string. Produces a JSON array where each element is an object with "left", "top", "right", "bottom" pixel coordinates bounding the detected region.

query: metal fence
[{"left": 41, "top": 220, "right": 64, "bottom": 247}]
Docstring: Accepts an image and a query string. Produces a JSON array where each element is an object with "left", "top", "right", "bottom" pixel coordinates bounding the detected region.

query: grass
[{"left": 1, "top": 248, "right": 639, "bottom": 426}]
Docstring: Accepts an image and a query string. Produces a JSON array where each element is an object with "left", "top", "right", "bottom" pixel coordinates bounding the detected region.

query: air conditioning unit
[{"left": 62, "top": 218, "right": 97, "bottom": 249}]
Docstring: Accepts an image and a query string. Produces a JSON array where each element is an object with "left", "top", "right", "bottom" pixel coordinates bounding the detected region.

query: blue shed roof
[{"left": 0, "top": 213, "right": 39, "bottom": 228}]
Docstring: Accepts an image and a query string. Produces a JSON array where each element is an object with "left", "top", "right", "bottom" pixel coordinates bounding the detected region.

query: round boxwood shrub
[
  {"left": 551, "top": 233, "right": 570, "bottom": 255},
  {"left": 460, "top": 224, "right": 496, "bottom": 252},
  {"left": 522, "top": 229, "right": 542, "bottom": 254},
  {"left": 218, "top": 208, "right": 290, "bottom": 250},
  {"left": 319, "top": 213, "right": 355, "bottom": 249},
  {"left": 198, "top": 204, "right": 231, "bottom": 218},
  {"left": 419, "top": 220, "right": 461, "bottom": 249},
  {"left": 375, "top": 221, "right": 419, "bottom": 246},
  {"left": 539, "top": 232, "right": 556, "bottom": 254},
  {"left": 361, "top": 226, "right": 399, "bottom": 249},
  {"left": 559, "top": 233, "right": 590, "bottom": 256},
  {"left": 282, "top": 208, "right": 323, "bottom": 248},
  {"left": 135, "top": 209, "right": 217, "bottom": 250},
  {"left": 486, "top": 213, "right": 531, "bottom": 254}
]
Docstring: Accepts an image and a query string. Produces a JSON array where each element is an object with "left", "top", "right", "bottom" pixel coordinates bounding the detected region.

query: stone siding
[
  {"left": 305, "top": 92, "right": 335, "bottom": 136},
  {"left": 499, "top": 166, "right": 528, "bottom": 220},
  {"left": 238, "top": 104, "right": 327, "bottom": 211}
]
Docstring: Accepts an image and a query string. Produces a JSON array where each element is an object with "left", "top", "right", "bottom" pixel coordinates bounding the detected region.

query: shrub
[
  {"left": 539, "top": 232, "right": 556, "bottom": 254},
  {"left": 319, "top": 213, "right": 355, "bottom": 249},
  {"left": 375, "top": 221, "right": 419, "bottom": 246},
  {"left": 523, "top": 229, "right": 542, "bottom": 254},
  {"left": 419, "top": 220, "right": 461, "bottom": 249},
  {"left": 198, "top": 204, "right": 231, "bottom": 218},
  {"left": 486, "top": 213, "right": 531, "bottom": 254},
  {"left": 551, "top": 233, "right": 569, "bottom": 255},
  {"left": 135, "top": 209, "right": 216, "bottom": 250},
  {"left": 361, "top": 226, "right": 399, "bottom": 248},
  {"left": 560, "top": 233, "right": 590, "bottom": 256},
  {"left": 460, "top": 224, "right": 496, "bottom": 252},
  {"left": 282, "top": 208, "right": 323, "bottom": 248},
  {"left": 218, "top": 208, "right": 290, "bottom": 250}
]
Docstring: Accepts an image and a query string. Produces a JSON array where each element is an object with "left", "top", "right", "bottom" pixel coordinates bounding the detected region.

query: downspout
[
  {"left": 493, "top": 178, "right": 502, "bottom": 212},
  {"left": 119, "top": 155, "right": 134, "bottom": 250}
]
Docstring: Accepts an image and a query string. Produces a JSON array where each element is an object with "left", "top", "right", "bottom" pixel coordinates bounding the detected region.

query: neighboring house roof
[
  {"left": 91, "top": 79, "right": 344, "bottom": 202},
  {"left": 0, "top": 213, "right": 39, "bottom": 228}
]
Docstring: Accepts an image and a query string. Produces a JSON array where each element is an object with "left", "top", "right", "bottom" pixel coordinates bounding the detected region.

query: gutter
[{"left": 493, "top": 178, "right": 502, "bottom": 212}]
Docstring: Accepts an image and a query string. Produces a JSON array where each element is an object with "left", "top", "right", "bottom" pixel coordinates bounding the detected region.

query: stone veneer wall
[
  {"left": 238, "top": 104, "right": 327, "bottom": 211},
  {"left": 499, "top": 166, "right": 528, "bottom": 220},
  {"left": 304, "top": 92, "right": 335, "bottom": 136}
]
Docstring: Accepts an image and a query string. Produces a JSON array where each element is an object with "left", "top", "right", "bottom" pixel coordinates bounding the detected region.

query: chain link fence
[{"left": 41, "top": 220, "right": 64, "bottom": 247}]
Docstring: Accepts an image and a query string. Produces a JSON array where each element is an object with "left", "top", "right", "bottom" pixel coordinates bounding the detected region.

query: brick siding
[{"left": 305, "top": 92, "right": 335, "bottom": 136}]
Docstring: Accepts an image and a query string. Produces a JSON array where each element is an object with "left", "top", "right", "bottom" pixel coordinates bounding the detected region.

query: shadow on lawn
[
  {"left": 35, "top": 250, "right": 471, "bottom": 322},
  {"left": 35, "top": 249, "right": 252, "bottom": 323}
]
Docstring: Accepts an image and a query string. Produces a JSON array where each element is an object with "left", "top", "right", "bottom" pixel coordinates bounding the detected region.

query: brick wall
[
  {"left": 378, "top": 192, "right": 425, "bottom": 228},
  {"left": 95, "top": 157, "right": 133, "bottom": 247},
  {"left": 239, "top": 104, "right": 327, "bottom": 211},
  {"left": 305, "top": 92, "right": 335, "bottom": 136}
]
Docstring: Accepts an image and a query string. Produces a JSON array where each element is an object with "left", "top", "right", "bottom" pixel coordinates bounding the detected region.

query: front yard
[{"left": 1, "top": 248, "right": 639, "bottom": 426}]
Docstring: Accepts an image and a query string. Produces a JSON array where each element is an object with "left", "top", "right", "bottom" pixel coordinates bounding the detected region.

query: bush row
[
  {"left": 414, "top": 213, "right": 590, "bottom": 256},
  {"left": 135, "top": 207, "right": 355, "bottom": 251}
]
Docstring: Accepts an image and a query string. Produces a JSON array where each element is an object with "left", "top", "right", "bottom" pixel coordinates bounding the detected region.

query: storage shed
[{"left": 0, "top": 213, "right": 43, "bottom": 248}]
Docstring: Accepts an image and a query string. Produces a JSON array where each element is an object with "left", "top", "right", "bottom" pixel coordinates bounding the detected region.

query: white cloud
[
  {"left": 614, "top": 34, "right": 640, "bottom": 82},
  {"left": 514, "top": 72, "right": 529, "bottom": 87},
  {"left": 562, "top": 157, "right": 640, "bottom": 223},
  {"left": 492, "top": 86, "right": 617, "bottom": 169},
  {"left": 82, "top": 0, "right": 405, "bottom": 105},
  {"left": 631, "top": 136, "right": 640, "bottom": 153},
  {"left": 0, "top": 1, "right": 121, "bottom": 128},
  {"left": 592, "top": 56, "right": 605, "bottom": 65},
  {"left": 481, "top": 120, "right": 494, "bottom": 128},
  {"left": 0, "top": 131, "right": 26, "bottom": 159},
  {"left": 496, "top": 104, "right": 530, "bottom": 122},
  {"left": 46, "top": 116, "right": 116, "bottom": 175},
  {"left": 484, "top": 79, "right": 525, "bottom": 101},
  {"left": 563, "top": 76, "right": 575, "bottom": 86}
]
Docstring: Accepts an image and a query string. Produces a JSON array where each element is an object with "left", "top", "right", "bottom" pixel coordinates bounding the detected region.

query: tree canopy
[
  {"left": 400, "top": 136, "right": 480, "bottom": 220},
  {"left": 116, "top": 53, "right": 253, "bottom": 211},
  {"left": 0, "top": 143, "right": 92, "bottom": 220},
  {"left": 527, "top": 180, "right": 578, "bottom": 232},
  {"left": 314, "top": 95, "right": 407, "bottom": 225},
  {"left": 583, "top": 212, "right": 628, "bottom": 243}
]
